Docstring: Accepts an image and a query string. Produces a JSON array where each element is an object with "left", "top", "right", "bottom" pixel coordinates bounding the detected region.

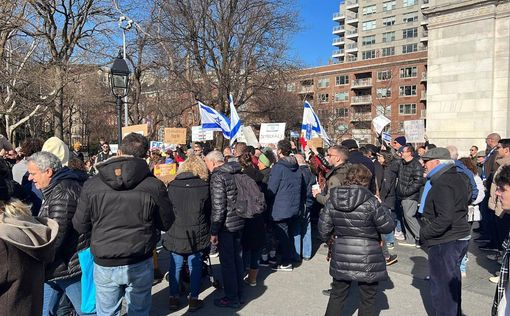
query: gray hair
[
  {"left": 446, "top": 145, "right": 458, "bottom": 160},
  {"left": 27, "top": 151, "right": 62, "bottom": 172},
  {"left": 205, "top": 150, "right": 224, "bottom": 163}
]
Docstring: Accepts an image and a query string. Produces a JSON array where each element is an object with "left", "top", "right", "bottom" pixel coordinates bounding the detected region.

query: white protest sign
[
  {"left": 236, "top": 126, "right": 260, "bottom": 148},
  {"left": 191, "top": 126, "right": 214, "bottom": 142},
  {"left": 372, "top": 115, "right": 391, "bottom": 135},
  {"left": 259, "top": 123, "right": 286, "bottom": 146},
  {"left": 403, "top": 120, "right": 425, "bottom": 143}
]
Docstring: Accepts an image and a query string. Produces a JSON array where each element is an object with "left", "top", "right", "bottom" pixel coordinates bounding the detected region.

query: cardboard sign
[
  {"left": 164, "top": 128, "right": 187, "bottom": 144},
  {"left": 307, "top": 138, "right": 324, "bottom": 148},
  {"left": 259, "top": 123, "right": 286, "bottom": 146},
  {"left": 191, "top": 126, "right": 214, "bottom": 142},
  {"left": 404, "top": 120, "right": 425, "bottom": 143},
  {"left": 236, "top": 126, "right": 260, "bottom": 148},
  {"left": 372, "top": 115, "right": 391, "bottom": 135},
  {"left": 122, "top": 124, "right": 148, "bottom": 138}
]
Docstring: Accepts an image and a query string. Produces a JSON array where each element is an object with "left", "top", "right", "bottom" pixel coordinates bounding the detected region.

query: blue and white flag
[
  {"left": 301, "top": 101, "right": 331, "bottom": 146},
  {"left": 198, "top": 101, "right": 231, "bottom": 139},
  {"left": 229, "top": 94, "right": 243, "bottom": 146}
]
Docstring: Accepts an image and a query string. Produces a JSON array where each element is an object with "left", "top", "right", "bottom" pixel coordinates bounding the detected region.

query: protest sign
[
  {"left": 164, "top": 128, "right": 187, "bottom": 144},
  {"left": 122, "top": 124, "right": 148, "bottom": 138},
  {"left": 259, "top": 123, "right": 286, "bottom": 146},
  {"left": 237, "top": 126, "right": 259, "bottom": 147},
  {"left": 191, "top": 126, "right": 214, "bottom": 142},
  {"left": 372, "top": 115, "right": 391, "bottom": 135},
  {"left": 381, "top": 132, "right": 392, "bottom": 144},
  {"left": 403, "top": 120, "right": 425, "bottom": 143},
  {"left": 307, "top": 138, "right": 324, "bottom": 148}
]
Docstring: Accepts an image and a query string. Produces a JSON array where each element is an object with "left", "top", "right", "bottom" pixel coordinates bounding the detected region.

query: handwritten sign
[
  {"left": 191, "top": 126, "right": 214, "bottom": 142},
  {"left": 164, "top": 128, "right": 187, "bottom": 144},
  {"left": 122, "top": 124, "right": 148, "bottom": 138},
  {"left": 404, "top": 120, "right": 425, "bottom": 143}
]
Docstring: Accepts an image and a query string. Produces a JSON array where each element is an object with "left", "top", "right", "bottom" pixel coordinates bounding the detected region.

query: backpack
[{"left": 233, "top": 173, "right": 266, "bottom": 218}]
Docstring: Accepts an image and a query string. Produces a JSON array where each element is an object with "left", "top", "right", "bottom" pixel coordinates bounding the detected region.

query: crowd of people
[{"left": 1, "top": 130, "right": 510, "bottom": 315}]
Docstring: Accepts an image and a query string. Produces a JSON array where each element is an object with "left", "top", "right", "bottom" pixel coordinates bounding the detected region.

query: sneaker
[
  {"left": 243, "top": 277, "right": 257, "bottom": 287},
  {"left": 258, "top": 259, "right": 270, "bottom": 267},
  {"left": 415, "top": 243, "right": 421, "bottom": 249},
  {"left": 385, "top": 254, "right": 398, "bottom": 266},
  {"left": 489, "top": 276, "right": 500, "bottom": 284},
  {"left": 322, "top": 289, "right": 331, "bottom": 296},
  {"left": 387, "top": 242, "right": 395, "bottom": 250},
  {"left": 188, "top": 298, "right": 204, "bottom": 312},
  {"left": 209, "top": 250, "right": 219, "bottom": 258},
  {"left": 214, "top": 297, "right": 240, "bottom": 308},
  {"left": 268, "top": 256, "right": 277, "bottom": 265},
  {"left": 272, "top": 264, "right": 293, "bottom": 272},
  {"left": 394, "top": 231, "right": 405, "bottom": 241},
  {"left": 169, "top": 297, "right": 180, "bottom": 311}
]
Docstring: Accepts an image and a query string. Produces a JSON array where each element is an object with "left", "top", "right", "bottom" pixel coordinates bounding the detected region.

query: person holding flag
[{"left": 300, "top": 101, "right": 331, "bottom": 149}]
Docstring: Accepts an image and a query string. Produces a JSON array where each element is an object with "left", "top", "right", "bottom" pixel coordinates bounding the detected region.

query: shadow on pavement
[{"left": 409, "top": 255, "right": 434, "bottom": 316}]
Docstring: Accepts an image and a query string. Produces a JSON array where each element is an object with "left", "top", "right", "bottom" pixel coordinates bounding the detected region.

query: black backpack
[{"left": 233, "top": 173, "right": 266, "bottom": 218}]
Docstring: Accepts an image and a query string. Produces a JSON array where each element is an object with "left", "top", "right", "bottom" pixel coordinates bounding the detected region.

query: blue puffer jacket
[{"left": 267, "top": 156, "right": 303, "bottom": 221}]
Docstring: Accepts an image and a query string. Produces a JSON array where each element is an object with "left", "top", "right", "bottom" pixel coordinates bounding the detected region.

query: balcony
[
  {"left": 346, "top": 28, "right": 358, "bottom": 38},
  {"left": 345, "top": 0, "right": 359, "bottom": 10},
  {"left": 419, "top": 43, "right": 428, "bottom": 51},
  {"left": 421, "top": 72, "right": 427, "bottom": 82},
  {"left": 332, "top": 49, "right": 345, "bottom": 57},
  {"left": 333, "top": 12, "right": 345, "bottom": 21},
  {"left": 351, "top": 78, "right": 372, "bottom": 89},
  {"left": 421, "top": 91, "right": 427, "bottom": 101},
  {"left": 346, "top": 55, "right": 358, "bottom": 62},
  {"left": 346, "top": 13, "right": 358, "bottom": 24},
  {"left": 351, "top": 95, "right": 372, "bottom": 105},
  {"left": 421, "top": 18, "right": 429, "bottom": 26},
  {"left": 333, "top": 25, "right": 345, "bottom": 34},
  {"left": 420, "top": 109, "right": 426, "bottom": 118},
  {"left": 420, "top": 30, "right": 428, "bottom": 42},
  {"left": 422, "top": 0, "right": 430, "bottom": 9},
  {"left": 332, "top": 37, "right": 345, "bottom": 46},
  {"left": 299, "top": 86, "right": 314, "bottom": 94},
  {"left": 345, "top": 43, "right": 358, "bottom": 52}
]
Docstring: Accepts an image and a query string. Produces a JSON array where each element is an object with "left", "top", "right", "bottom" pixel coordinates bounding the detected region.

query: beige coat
[{"left": 489, "top": 155, "right": 510, "bottom": 217}]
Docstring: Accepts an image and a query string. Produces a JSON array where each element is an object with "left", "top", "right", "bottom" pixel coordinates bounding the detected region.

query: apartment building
[
  {"left": 332, "top": 0, "right": 429, "bottom": 64},
  {"left": 293, "top": 51, "right": 427, "bottom": 144}
]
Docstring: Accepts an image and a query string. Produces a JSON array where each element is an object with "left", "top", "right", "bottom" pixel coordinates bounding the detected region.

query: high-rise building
[{"left": 332, "top": 0, "right": 429, "bottom": 64}]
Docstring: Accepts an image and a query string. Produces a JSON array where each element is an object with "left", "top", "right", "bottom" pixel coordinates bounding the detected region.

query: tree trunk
[{"left": 53, "top": 66, "right": 64, "bottom": 139}]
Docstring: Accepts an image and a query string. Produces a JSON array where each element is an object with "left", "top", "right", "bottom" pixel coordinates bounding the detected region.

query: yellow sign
[
  {"left": 307, "top": 138, "right": 324, "bottom": 148},
  {"left": 153, "top": 163, "right": 177, "bottom": 177},
  {"left": 164, "top": 128, "right": 187, "bottom": 144},
  {"left": 121, "top": 124, "right": 148, "bottom": 138}
]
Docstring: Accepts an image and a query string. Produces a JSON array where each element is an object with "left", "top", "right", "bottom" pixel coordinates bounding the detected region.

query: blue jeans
[
  {"left": 428, "top": 240, "right": 469, "bottom": 316},
  {"left": 383, "top": 209, "right": 397, "bottom": 244},
  {"left": 43, "top": 277, "right": 87, "bottom": 316},
  {"left": 218, "top": 230, "right": 244, "bottom": 303},
  {"left": 94, "top": 257, "right": 153, "bottom": 316},
  {"left": 294, "top": 212, "right": 312, "bottom": 260},
  {"left": 168, "top": 252, "right": 203, "bottom": 298}
]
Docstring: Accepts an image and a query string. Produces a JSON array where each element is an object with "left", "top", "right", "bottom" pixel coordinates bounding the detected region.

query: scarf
[{"left": 418, "top": 162, "right": 454, "bottom": 214}]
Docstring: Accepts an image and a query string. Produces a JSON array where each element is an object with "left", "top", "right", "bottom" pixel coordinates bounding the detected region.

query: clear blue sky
[{"left": 289, "top": 1, "right": 342, "bottom": 68}]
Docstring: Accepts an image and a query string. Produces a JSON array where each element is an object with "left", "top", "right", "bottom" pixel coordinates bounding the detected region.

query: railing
[
  {"left": 346, "top": 43, "right": 358, "bottom": 50},
  {"left": 346, "top": 0, "right": 359, "bottom": 6},
  {"left": 346, "top": 13, "right": 358, "bottom": 20},
  {"left": 333, "top": 25, "right": 345, "bottom": 32},
  {"left": 346, "top": 28, "right": 358, "bottom": 36},
  {"left": 351, "top": 78, "right": 372, "bottom": 88},
  {"left": 333, "top": 37, "right": 345, "bottom": 44},
  {"left": 421, "top": 91, "right": 427, "bottom": 100},
  {"left": 422, "top": 30, "right": 429, "bottom": 37},
  {"left": 351, "top": 95, "right": 372, "bottom": 104},
  {"left": 333, "top": 12, "right": 344, "bottom": 19},
  {"left": 346, "top": 55, "right": 358, "bottom": 62},
  {"left": 300, "top": 86, "right": 314, "bottom": 94},
  {"left": 421, "top": 72, "right": 427, "bottom": 81},
  {"left": 333, "top": 49, "right": 345, "bottom": 55}
]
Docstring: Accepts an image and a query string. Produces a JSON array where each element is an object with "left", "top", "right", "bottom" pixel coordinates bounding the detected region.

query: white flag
[
  {"left": 229, "top": 94, "right": 243, "bottom": 146},
  {"left": 198, "top": 101, "right": 231, "bottom": 139},
  {"left": 301, "top": 101, "right": 331, "bottom": 145}
]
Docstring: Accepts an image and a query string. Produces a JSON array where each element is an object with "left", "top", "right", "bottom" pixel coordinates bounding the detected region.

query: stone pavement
[{"left": 147, "top": 234, "right": 500, "bottom": 316}]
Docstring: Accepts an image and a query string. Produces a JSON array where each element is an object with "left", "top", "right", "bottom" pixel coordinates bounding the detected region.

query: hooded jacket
[
  {"left": 73, "top": 156, "right": 174, "bottom": 267},
  {"left": 0, "top": 214, "right": 59, "bottom": 316},
  {"left": 267, "top": 156, "right": 303, "bottom": 221},
  {"left": 209, "top": 162, "right": 244, "bottom": 234},
  {"left": 318, "top": 186, "right": 394, "bottom": 283},
  {"left": 38, "top": 167, "right": 88, "bottom": 281}
]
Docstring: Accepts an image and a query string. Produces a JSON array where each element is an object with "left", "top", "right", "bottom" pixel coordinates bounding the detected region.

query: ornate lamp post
[{"left": 110, "top": 51, "right": 130, "bottom": 146}]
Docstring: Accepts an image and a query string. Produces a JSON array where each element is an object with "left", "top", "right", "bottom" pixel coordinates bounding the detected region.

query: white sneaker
[
  {"left": 272, "top": 264, "right": 293, "bottom": 272},
  {"left": 489, "top": 276, "right": 500, "bottom": 284},
  {"left": 394, "top": 231, "right": 405, "bottom": 241}
]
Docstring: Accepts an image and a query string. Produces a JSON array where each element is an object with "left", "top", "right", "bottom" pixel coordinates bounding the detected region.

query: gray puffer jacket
[
  {"left": 318, "top": 185, "right": 394, "bottom": 283},
  {"left": 210, "top": 162, "right": 244, "bottom": 235}
]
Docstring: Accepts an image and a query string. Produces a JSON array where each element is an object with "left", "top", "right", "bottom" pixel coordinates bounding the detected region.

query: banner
[
  {"left": 122, "top": 124, "right": 148, "bottom": 138},
  {"left": 164, "top": 128, "right": 187, "bottom": 144},
  {"left": 404, "top": 120, "right": 426, "bottom": 143},
  {"left": 191, "top": 126, "right": 214, "bottom": 142},
  {"left": 259, "top": 123, "right": 286, "bottom": 146},
  {"left": 372, "top": 115, "right": 391, "bottom": 135}
]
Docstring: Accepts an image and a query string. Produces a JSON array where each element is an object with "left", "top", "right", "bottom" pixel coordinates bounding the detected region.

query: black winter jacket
[
  {"left": 318, "top": 186, "right": 394, "bottom": 283},
  {"left": 380, "top": 158, "right": 399, "bottom": 209},
  {"left": 397, "top": 157, "right": 424, "bottom": 201},
  {"left": 39, "top": 167, "right": 88, "bottom": 281},
  {"left": 419, "top": 167, "right": 471, "bottom": 246},
  {"left": 73, "top": 156, "right": 174, "bottom": 267},
  {"left": 163, "top": 172, "right": 210, "bottom": 254},
  {"left": 210, "top": 162, "right": 244, "bottom": 235}
]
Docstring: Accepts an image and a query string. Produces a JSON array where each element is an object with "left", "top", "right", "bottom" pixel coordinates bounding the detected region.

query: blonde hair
[
  {"left": 177, "top": 155, "right": 209, "bottom": 182},
  {"left": 0, "top": 199, "right": 32, "bottom": 217}
]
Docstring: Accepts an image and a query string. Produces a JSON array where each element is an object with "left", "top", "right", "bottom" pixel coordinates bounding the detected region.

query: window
[
  {"left": 362, "top": 20, "right": 377, "bottom": 31},
  {"left": 319, "top": 93, "right": 329, "bottom": 103},
  {"left": 399, "top": 104, "right": 417, "bottom": 115},
  {"left": 286, "top": 83, "right": 296, "bottom": 92},
  {"left": 318, "top": 78, "right": 330, "bottom": 88},
  {"left": 382, "top": 47, "right": 395, "bottom": 56},
  {"left": 403, "top": 28, "right": 418, "bottom": 39},
  {"left": 377, "top": 88, "right": 392, "bottom": 98},
  {"left": 337, "top": 123, "right": 349, "bottom": 132},
  {"left": 318, "top": 109, "right": 328, "bottom": 118},
  {"left": 403, "top": 0, "right": 417, "bottom": 7},
  {"left": 383, "top": 1, "right": 396, "bottom": 11},
  {"left": 403, "top": 13, "right": 418, "bottom": 23},
  {"left": 377, "top": 70, "right": 392, "bottom": 81},
  {"left": 376, "top": 105, "right": 391, "bottom": 116},
  {"left": 399, "top": 85, "right": 417, "bottom": 96},
  {"left": 362, "top": 35, "right": 376, "bottom": 46},
  {"left": 335, "top": 92, "right": 349, "bottom": 102},
  {"left": 335, "top": 75, "right": 349, "bottom": 85},
  {"left": 362, "top": 50, "right": 376, "bottom": 60},
  {"left": 336, "top": 108, "right": 349, "bottom": 117},
  {"left": 383, "top": 16, "right": 395, "bottom": 27},
  {"left": 400, "top": 66, "right": 417, "bottom": 78},
  {"left": 382, "top": 31, "right": 395, "bottom": 43},
  {"left": 362, "top": 4, "right": 377, "bottom": 15},
  {"left": 402, "top": 43, "right": 418, "bottom": 53}
]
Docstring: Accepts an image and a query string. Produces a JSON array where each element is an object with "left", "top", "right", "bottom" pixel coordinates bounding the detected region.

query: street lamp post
[{"left": 110, "top": 51, "right": 131, "bottom": 146}]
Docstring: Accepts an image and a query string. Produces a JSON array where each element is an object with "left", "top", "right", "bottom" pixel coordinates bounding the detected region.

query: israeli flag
[
  {"left": 198, "top": 101, "right": 231, "bottom": 139},
  {"left": 229, "top": 94, "right": 243, "bottom": 146},
  {"left": 301, "top": 101, "right": 331, "bottom": 145}
]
